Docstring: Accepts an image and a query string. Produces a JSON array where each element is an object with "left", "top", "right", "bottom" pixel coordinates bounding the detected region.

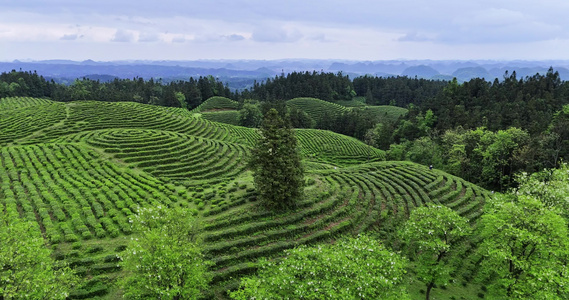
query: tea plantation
[{"left": 0, "top": 97, "right": 490, "bottom": 298}]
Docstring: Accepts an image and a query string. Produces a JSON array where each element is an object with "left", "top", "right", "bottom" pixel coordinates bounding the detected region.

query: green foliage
[
  {"left": 353, "top": 75, "right": 446, "bottom": 107},
  {"left": 546, "top": 104, "right": 569, "bottom": 165},
  {"left": 0, "top": 214, "right": 78, "bottom": 299},
  {"left": 238, "top": 103, "right": 263, "bottom": 128},
  {"left": 477, "top": 194, "right": 569, "bottom": 299},
  {"left": 358, "top": 105, "right": 409, "bottom": 124},
  {"left": 175, "top": 91, "right": 187, "bottom": 109},
  {"left": 121, "top": 206, "right": 211, "bottom": 299},
  {"left": 287, "top": 105, "right": 315, "bottom": 128},
  {"left": 245, "top": 71, "right": 354, "bottom": 101},
  {"left": 400, "top": 205, "right": 471, "bottom": 300},
  {"left": 250, "top": 109, "right": 304, "bottom": 210},
  {"left": 230, "top": 235, "right": 409, "bottom": 300},
  {"left": 515, "top": 163, "right": 569, "bottom": 220},
  {"left": 393, "top": 126, "right": 531, "bottom": 191}
]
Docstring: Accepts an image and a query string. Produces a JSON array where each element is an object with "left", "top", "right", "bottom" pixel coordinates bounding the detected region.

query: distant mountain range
[{"left": 2, "top": 59, "right": 569, "bottom": 90}]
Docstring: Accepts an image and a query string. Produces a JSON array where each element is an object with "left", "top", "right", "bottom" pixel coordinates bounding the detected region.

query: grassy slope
[
  {"left": 287, "top": 97, "right": 408, "bottom": 124},
  {"left": 190, "top": 96, "right": 239, "bottom": 113},
  {"left": 0, "top": 97, "right": 489, "bottom": 299}
]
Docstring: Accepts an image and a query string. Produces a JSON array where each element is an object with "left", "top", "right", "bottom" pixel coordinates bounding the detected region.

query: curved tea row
[
  {"left": 295, "top": 129, "right": 386, "bottom": 165},
  {"left": 0, "top": 96, "right": 55, "bottom": 110},
  {"left": 26, "top": 101, "right": 253, "bottom": 145},
  {"left": 60, "top": 129, "right": 250, "bottom": 182},
  {"left": 0, "top": 143, "right": 187, "bottom": 243},
  {"left": 0, "top": 102, "right": 67, "bottom": 146},
  {"left": 201, "top": 161, "right": 489, "bottom": 291},
  {"left": 286, "top": 97, "right": 348, "bottom": 122},
  {"left": 191, "top": 96, "right": 239, "bottom": 113}
]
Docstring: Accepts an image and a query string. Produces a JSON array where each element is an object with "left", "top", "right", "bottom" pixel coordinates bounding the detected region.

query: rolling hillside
[
  {"left": 286, "top": 97, "right": 348, "bottom": 122},
  {"left": 191, "top": 96, "right": 241, "bottom": 125},
  {"left": 190, "top": 96, "right": 239, "bottom": 113},
  {"left": 0, "top": 97, "right": 489, "bottom": 299},
  {"left": 189, "top": 96, "right": 408, "bottom": 128},
  {"left": 286, "top": 97, "right": 408, "bottom": 124}
]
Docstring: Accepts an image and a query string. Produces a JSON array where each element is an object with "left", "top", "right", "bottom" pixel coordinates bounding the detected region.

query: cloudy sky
[{"left": 1, "top": 0, "right": 569, "bottom": 61}]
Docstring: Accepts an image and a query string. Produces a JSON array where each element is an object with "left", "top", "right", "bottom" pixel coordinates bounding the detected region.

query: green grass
[{"left": 0, "top": 96, "right": 490, "bottom": 299}]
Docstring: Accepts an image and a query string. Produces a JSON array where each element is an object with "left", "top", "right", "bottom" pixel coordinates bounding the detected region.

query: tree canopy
[
  {"left": 230, "top": 235, "right": 409, "bottom": 300},
  {"left": 0, "top": 214, "right": 78, "bottom": 299},
  {"left": 477, "top": 194, "right": 569, "bottom": 299},
  {"left": 400, "top": 205, "right": 471, "bottom": 300},
  {"left": 121, "top": 206, "right": 210, "bottom": 300},
  {"left": 250, "top": 108, "right": 304, "bottom": 210}
]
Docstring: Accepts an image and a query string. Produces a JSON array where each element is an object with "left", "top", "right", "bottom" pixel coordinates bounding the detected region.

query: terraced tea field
[
  {"left": 286, "top": 97, "right": 348, "bottom": 122},
  {"left": 358, "top": 105, "right": 409, "bottom": 123},
  {"left": 201, "top": 110, "right": 241, "bottom": 125},
  {"left": 190, "top": 96, "right": 239, "bottom": 113},
  {"left": 0, "top": 97, "right": 489, "bottom": 298},
  {"left": 285, "top": 97, "right": 408, "bottom": 125},
  {"left": 60, "top": 128, "right": 250, "bottom": 182}
]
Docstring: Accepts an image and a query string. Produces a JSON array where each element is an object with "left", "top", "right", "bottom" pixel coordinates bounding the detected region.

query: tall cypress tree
[{"left": 250, "top": 108, "right": 304, "bottom": 210}]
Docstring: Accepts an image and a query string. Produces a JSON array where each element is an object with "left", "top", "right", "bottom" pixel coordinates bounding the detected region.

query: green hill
[
  {"left": 191, "top": 96, "right": 241, "bottom": 125},
  {"left": 286, "top": 97, "right": 348, "bottom": 122},
  {"left": 358, "top": 105, "right": 408, "bottom": 123},
  {"left": 201, "top": 110, "right": 241, "bottom": 125},
  {"left": 296, "top": 129, "right": 385, "bottom": 165},
  {"left": 190, "top": 96, "right": 239, "bottom": 113},
  {"left": 0, "top": 97, "right": 489, "bottom": 299},
  {"left": 286, "top": 97, "right": 407, "bottom": 125},
  {"left": 0, "top": 96, "right": 55, "bottom": 110}
]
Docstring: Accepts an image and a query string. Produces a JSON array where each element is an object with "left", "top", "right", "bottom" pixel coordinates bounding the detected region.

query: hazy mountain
[
  {"left": 3, "top": 59, "right": 569, "bottom": 87},
  {"left": 401, "top": 65, "right": 440, "bottom": 79},
  {"left": 452, "top": 67, "right": 492, "bottom": 81}
]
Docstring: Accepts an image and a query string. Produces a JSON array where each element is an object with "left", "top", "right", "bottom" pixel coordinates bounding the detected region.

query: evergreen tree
[{"left": 250, "top": 109, "right": 304, "bottom": 210}]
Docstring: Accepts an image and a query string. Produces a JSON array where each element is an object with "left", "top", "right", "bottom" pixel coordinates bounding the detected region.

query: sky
[{"left": 1, "top": 0, "right": 569, "bottom": 61}]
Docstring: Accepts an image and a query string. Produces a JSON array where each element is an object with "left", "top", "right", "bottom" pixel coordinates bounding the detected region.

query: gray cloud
[
  {"left": 171, "top": 36, "right": 188, "bottom": 43},
  {"left": 307, "top": 33, "right": 332, "bottom": 43},
  {"left": 225, "top": 34, "right": 245, "bottom": 41},
  {"left": 252, "top": 26, "right": 302, "bottom": 43},
  {"left": 60, "top": 34, "right": 78, "bottom": 40},
  {"left": 398, "top": 32, "right": 432, "bottom": 42},
  {"left": 3, "top": 0, "right": 569, "bottom": 60},
  {"left": 436, "top": 8, "right": 566, "bottom": 44},
  {"left": 111, "top": 29, "right": 134, "bottom": 42},
  {"left": 138, "top": 32, "right": 160, "bottom": 42}
]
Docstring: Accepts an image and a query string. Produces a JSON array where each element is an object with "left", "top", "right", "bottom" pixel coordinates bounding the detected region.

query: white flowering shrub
[
  {"left": 0, "top": 214, "right": 78, "bottom": 299},
  {"left": 121, "top": 206, "right": 210, "bottom": 299},
  {"left": 230, "top": 234, "right": 408, "bottom": 299},
  {"left": 400, "top": 204, "right": 471, "bottom": 300}
]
